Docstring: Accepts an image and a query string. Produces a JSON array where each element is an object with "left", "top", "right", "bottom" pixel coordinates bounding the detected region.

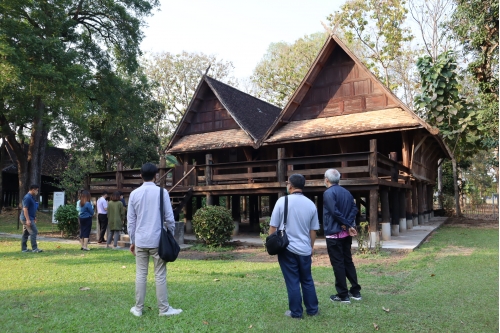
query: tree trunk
[
  {"left": 0, "top": 139, "right": 5, "bottom": 211},
  {"left": 28, "top": 98, "right": 48, "bottom": 202},
  {"left": 452, "top": 157, "right": 461, "bottom": 216}
]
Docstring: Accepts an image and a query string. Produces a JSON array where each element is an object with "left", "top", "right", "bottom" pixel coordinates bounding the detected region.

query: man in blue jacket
[
  {"left": 323, "top": 169, "right": 361, "bottom": 304},
  {"left": 20, "top": 184, "right": 43, "bottom": 253}
]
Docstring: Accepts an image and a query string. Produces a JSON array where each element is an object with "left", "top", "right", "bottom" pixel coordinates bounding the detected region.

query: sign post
[{"left": 52, "top": 192, "right": 65, "bottom": 224}]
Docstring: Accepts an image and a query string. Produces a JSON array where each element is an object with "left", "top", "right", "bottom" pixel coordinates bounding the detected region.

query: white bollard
[{"left": 381, "top": 223, "right": 391, "bottom": 241}]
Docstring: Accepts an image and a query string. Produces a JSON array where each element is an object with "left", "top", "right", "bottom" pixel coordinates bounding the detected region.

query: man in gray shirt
[
  {"left": 269, "top": 174, "right": 319, "bottom": 319},
  {"left": 128, "top": 163, "right": 182, "bottom": 317}
]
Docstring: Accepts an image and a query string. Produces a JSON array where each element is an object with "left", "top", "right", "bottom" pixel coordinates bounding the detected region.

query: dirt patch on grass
[
  {"left": 178, "top": 246, "right": 409, "bottom": 267},
  {"left": 445, "top": 216, "right": 498, "bottom": 229},
  {"left": 436, "top": 245, "right": 474, "bottom": 258}
]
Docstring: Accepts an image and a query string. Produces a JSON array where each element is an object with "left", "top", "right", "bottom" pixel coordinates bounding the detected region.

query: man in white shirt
[
  {"left": 127, "top": 162, "right": 182, "bottom": 317},
  {"left": 96, "top": 191, "right": 108, "bottom": 243}
]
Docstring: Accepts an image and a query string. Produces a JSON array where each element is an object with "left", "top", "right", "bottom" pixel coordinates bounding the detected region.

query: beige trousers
[{"left": 134, "top": 247, "right": 169, "bottom": 313}]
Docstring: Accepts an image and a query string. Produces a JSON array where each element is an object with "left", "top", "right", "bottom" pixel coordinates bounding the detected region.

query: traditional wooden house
[{"left": 87, "top": 34, "right": 451, "bottom": 242}]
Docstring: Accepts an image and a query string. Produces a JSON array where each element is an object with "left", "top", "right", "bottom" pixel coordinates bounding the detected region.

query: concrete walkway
[
  {"left": 186, "top": 216, "right": 447, "bottom": 251},
  {"left": 1, "top": 217, "right": 447, "bottom": 251}
]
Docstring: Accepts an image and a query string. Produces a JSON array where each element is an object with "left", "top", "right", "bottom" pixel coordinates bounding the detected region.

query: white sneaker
[
  {"left": 159, "top": 307, "right": 183, "bottom": 317},
  {"left": 130, "top": 306, "right": 142, "bottom": 317}
]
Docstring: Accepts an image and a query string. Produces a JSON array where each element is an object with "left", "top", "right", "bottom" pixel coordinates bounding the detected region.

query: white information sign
[{"left": 52, "top": 192, "right": 65, "bottom": 224}]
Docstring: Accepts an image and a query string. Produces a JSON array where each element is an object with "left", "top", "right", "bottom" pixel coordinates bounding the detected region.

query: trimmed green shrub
[
  {"left": 192, "top": 205, "right": 234, "bottom": 247},
  {"left": 54, "top": 204, "right": 79, "bottom": 237},
  {"left": 259, "top": 217, "right": 271, "bottom": 247}
]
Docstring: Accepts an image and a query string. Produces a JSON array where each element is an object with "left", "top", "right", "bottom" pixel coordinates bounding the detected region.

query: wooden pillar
[
  {"left": 184, "top": 197, "right": 193, "bottom": 233},
  {"left": 196, "top": 196, "right": 202, "bottom": 209},
  {"left": 369, "top": 189, "right": 379, "bottom": 246},
  {"left": 428, "top": 185, "right": 434, "bottom": 218},
  {"left": 206, "top": 194, "right": 213, "bottom": 206},
  {"left": 277, "top": 148, "right": 286, "bottom": 183},
  {"left": 269, "top": 194, "right": 278, "bottom": 215},
  {"left": 243, "top": 196, "right": 247, "bottom": 219},
  {"left": 390, "top": 188, "right": 400, "bottom": 236},
  {"left": 354, "top": 193, "right": 361, "bottom": 226},
  {"left": 316, "top": 194, "right": 324, "bottom": 231},
  {"left": 231, "top": 195, "right": 240, "bottom": 235},
  {"left": 369, "top": 139, "right": 378, "bottom": 179},
  {"left": 423, "top": 183, "right": 429, "bottom": 222},
  {"left": 116, "top": 161, "right": 123, "bottom": 192},
  {"left": 417, "top": 181, "right": 424, "bottom": 225},
  {"left": 258, "top": 195, "right": 262, "bottom": 218},
  {"left": 380, "top": 188, "right": 391, "bottom": 240},
  {"left": 159, "top": 156, "right": 166, "bottom": 188},
  {"left": 249, "top": 195, "right": 259, "bottom": 229},
  {"left": 226, "top": 196, "right": 231, "bottom": 210},
  {"left": 399, "top": 188, "right": 407, "bottom": 233},
  {"left": 412, "top": 182, "right": 418, "bottom": 226},
  {"left": 205, "top": 154, "right": 212, "bottom": 186},
  {"left": 405, "top": 189, "right": 413, "bottom": 229}
]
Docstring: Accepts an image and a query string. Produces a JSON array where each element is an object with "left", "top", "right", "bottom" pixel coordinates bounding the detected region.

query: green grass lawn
[{"left": 0, "top": 225, "right": 498, "bottom": 333}]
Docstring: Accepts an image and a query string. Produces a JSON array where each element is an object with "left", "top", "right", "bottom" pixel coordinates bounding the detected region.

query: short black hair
[
  {"left": 141, "top": 162, "right": 158, "bottom": 181},
  {"left": 102, "top": 190, "right": 108, "bottom": 195},
  {"left": 29, "top": 184, "right": 39, "bottom": 190},
  {"left": 288, "top": 174, "right": 305, "bottom": 189}
]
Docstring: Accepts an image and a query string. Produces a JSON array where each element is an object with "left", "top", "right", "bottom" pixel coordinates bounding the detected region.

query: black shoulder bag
[
  {"left": 265, "top": 196, "right": 289, "bottom": 255},
  {"left": 158, "top": 186, "right": 180, "bottom": 262}
]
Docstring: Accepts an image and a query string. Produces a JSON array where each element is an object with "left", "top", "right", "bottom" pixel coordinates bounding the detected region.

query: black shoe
[
  {"left": 349, "top": 292, "right": 362, "bottom": 301},
  {"left": 330, "top": 294, "right": 351, "bottom": 304}
]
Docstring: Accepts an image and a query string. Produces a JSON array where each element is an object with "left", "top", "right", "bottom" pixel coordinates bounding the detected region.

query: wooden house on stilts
[{"left": 86, "top": 34, "right": 451, "bottom": 242}]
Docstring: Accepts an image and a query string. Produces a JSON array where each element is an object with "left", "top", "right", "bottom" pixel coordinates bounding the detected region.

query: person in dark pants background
[
  {"left": 96, "top": 191, "right": 108, "bottom": 243},
  {"left": 20, "top": 184, "right": 43, "bottom": 253},
  {"left": 323, "top": 169, "right": 361, "bottom": 304},
  {"left": 269, "top": 174, "right": 319, "bottom": 319}
]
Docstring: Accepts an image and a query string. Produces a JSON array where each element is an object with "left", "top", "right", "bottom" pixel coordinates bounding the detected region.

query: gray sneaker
[
  {"left": 32, "top": 249, "right": 43, "bottom": 253},
  {"left": 349, "top": 292, "right": 362, "bottom": 301},
  {"left": 22, "top": 249, "right": 31, "bottom": 253}
]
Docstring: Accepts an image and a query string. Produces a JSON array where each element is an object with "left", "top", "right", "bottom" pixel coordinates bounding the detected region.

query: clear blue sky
[{"left": 140, "top": 0, "right": 341, "bottom": 79}]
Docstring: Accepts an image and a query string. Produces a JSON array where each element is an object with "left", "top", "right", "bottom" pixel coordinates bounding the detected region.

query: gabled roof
[
  {"left": 260, "top": 34, "right": 451, "bottom": 159},
  {"left": 2, "top": 145, "right": 67, "bottom": 177},
  {"left": 166, "top": 76, "right": 281, "bottom": 153}
]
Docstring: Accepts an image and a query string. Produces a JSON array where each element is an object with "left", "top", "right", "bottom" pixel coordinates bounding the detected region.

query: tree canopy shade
[{"left": 0, "top": 0, "right": 159, "bottom": 202}]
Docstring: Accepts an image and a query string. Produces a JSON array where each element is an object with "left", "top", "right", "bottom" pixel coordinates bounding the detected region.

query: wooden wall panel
[{"left": 290, "top": 47, "right": 403, "bottom": 121}]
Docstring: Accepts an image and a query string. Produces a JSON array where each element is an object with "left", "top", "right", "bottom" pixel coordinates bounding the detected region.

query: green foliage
[
  {"left": 251, "top": 32, "right": 327, "bottom": 107},
  {"left": 55, "top": 150, "right": 97, "bottom": 202},
  {"left": 328, "top": 0, "right": 413, "bottom": 89},
  {"left": 192, "top": 206, "right": 234, "bottom": 247},
  {"left": 54, "top": 205, "right": 79, "bottom": 237}
]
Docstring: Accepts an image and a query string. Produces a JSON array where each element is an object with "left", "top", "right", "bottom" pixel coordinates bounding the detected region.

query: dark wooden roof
[
  {"left": 260, "top": 34, "right": 451, "bottom": 159},
  {"left": 2, "top": 145, "right": 68, "bottom": 177},
  {"left": 166, "top": 76, "right": 281, "bottom": 153}
]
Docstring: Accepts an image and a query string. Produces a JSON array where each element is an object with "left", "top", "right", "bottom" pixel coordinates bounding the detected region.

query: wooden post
[
  {"left": 183, "top": 161, "right": 188, "bottom": 187},
  {"left": 417, "top": 181, "right": 424, "bottom": 225},
  {"left": 389, "top": 152, "right": 398, "bottom": 183},
  {"left": 369, "top": 189, "right": 379, "bottom": 246},
  {"left": 226, "top": 196, "right": 231, "bottom": 210},
  {"left": 205, "top": 154, "right": 212, "bottom": 186},
  {"left": 277, "top": 148, "right": 286, "bottom": 183},
  {"left": 406, "top": 189, "right": 413, "bottom": 229},
  {"left": 258, "top": 195, "right": 262, "bottom": 218},
  {"left": 159, "top": 156, "right": 166, "bottom": 188},
  {"left": 428, "top": 185, "right": 434, "bottom": 219},
  {"left": 412, "top": 181, "right": 418, "bottom": 226},
  {"left": 399, "top": 189, "right": 407, "bottom": 233},
  {"left": 243, "top": 196, "right": 247, "bottom": 219},
  {"left": 206, "top": 194, "right": 213, "bottom": 206},
  {"left": 184, "top": 197, "right": 193, "bottom": 233},
  {"left": 380, "top": 188, "right": 391, "bottom": 240},
  {"left": 196, "top": 196, "right": 202, "bottom": 209},
  {"left": 269, "top": 194, "right": 278, "bottom": 215},
  {"left": 249, "top": 195, "right": 259, "bottom": 230},
  {"left": 369, "top": 139, "right": 378, "bottom": 179},
  {"left": 390, "top": 188, "right": 400, "bottom": 236},
  {"left": 423, "top": 183, "right": 429, "bottom": 222},
  {"left": 116, "top": 161, "right": 123, "bottom": 193},
  {"left": 231, "top": 195, "right": 240, "bottom": 235},
  {"left": 192, "top": 161, "right": 198, "bottom": 186}
]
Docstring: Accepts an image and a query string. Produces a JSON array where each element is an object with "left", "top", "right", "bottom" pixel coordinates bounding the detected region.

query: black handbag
[
  {"left": 265, "top": 196, "right": 289, "bottom": 255},
  {"left": 158, "top": 186, "right": 180, "bottom": 262}
]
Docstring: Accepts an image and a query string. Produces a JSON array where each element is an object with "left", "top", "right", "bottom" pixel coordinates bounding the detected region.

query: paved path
[
  {"left": 186, "top": 216, "right": 447, "bottom": 251},
  {"left": 1, "top": 217, "right": 447, "bottom": 251}
]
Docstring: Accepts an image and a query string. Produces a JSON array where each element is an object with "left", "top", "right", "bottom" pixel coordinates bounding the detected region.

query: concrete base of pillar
[
  {"left": 185, "top": 220, "right": 192, "bottom": 234},
  {"left": 406, "top": 219, "right": 413, "bottom": 230},
  {"left": 399, "top": 218, "right": 407, "bottom": 233},
  {"left": 431, "top": 211, "right": 434, "bottom": 218},
  {"left": 391, "top": 224, "right": 400, "bottom": 236},
  {"left": 370, "top": 231, "right": 379, "bottom": 248},
  {"left": 381, "top": 223, "right": 391, "bottom": 241},
  {"left": 413, "top": 216, "right": 418, "bottom": 227},
  {"left": 418, "top": 214, "right": 424, "bottom": 225},
  {"left": 174, "top": 222, "right": 185, "bottom": 245},
  {"left": 232, "top": 221, "right": 239, "bottom": 236},
  {"left": 424, "top": 213, "right": 429, "bottom": 223}
]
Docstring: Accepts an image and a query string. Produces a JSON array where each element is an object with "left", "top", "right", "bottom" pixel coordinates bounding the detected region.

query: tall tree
[
  {"left": 328, "top": 0, "right": 413, "bottom": 90},
  {"left": 0, "top": 0, "right": 158, "bottom": 203},
  {"left": 142, "top": 51, "right": 236, "bottom": 149},
  {"left": 251, "top": 32, "right": 327, "bottom": 107},
  {"left": 415, "top": 51, "right": 481, "bottom": 215}
]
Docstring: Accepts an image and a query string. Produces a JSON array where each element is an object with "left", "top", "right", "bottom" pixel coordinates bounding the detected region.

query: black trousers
[
  {"left": 326, "top": 236, "right": 361, "bottom": 298},
  {"left": 97, "top": 214, "right": 108, "bottom": 242}
]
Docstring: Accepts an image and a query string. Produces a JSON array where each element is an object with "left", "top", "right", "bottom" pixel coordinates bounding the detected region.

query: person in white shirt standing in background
[
  {"left": 127, "top": 162, "right": 182, "bottom": 317},
  {"left": 96, "top": 191, "right": 108, "bottom": 243}
]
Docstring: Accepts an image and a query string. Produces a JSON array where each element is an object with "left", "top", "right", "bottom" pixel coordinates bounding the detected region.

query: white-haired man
[{"left": 323, "top": 169, "right": 361, "bottom": 304}]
